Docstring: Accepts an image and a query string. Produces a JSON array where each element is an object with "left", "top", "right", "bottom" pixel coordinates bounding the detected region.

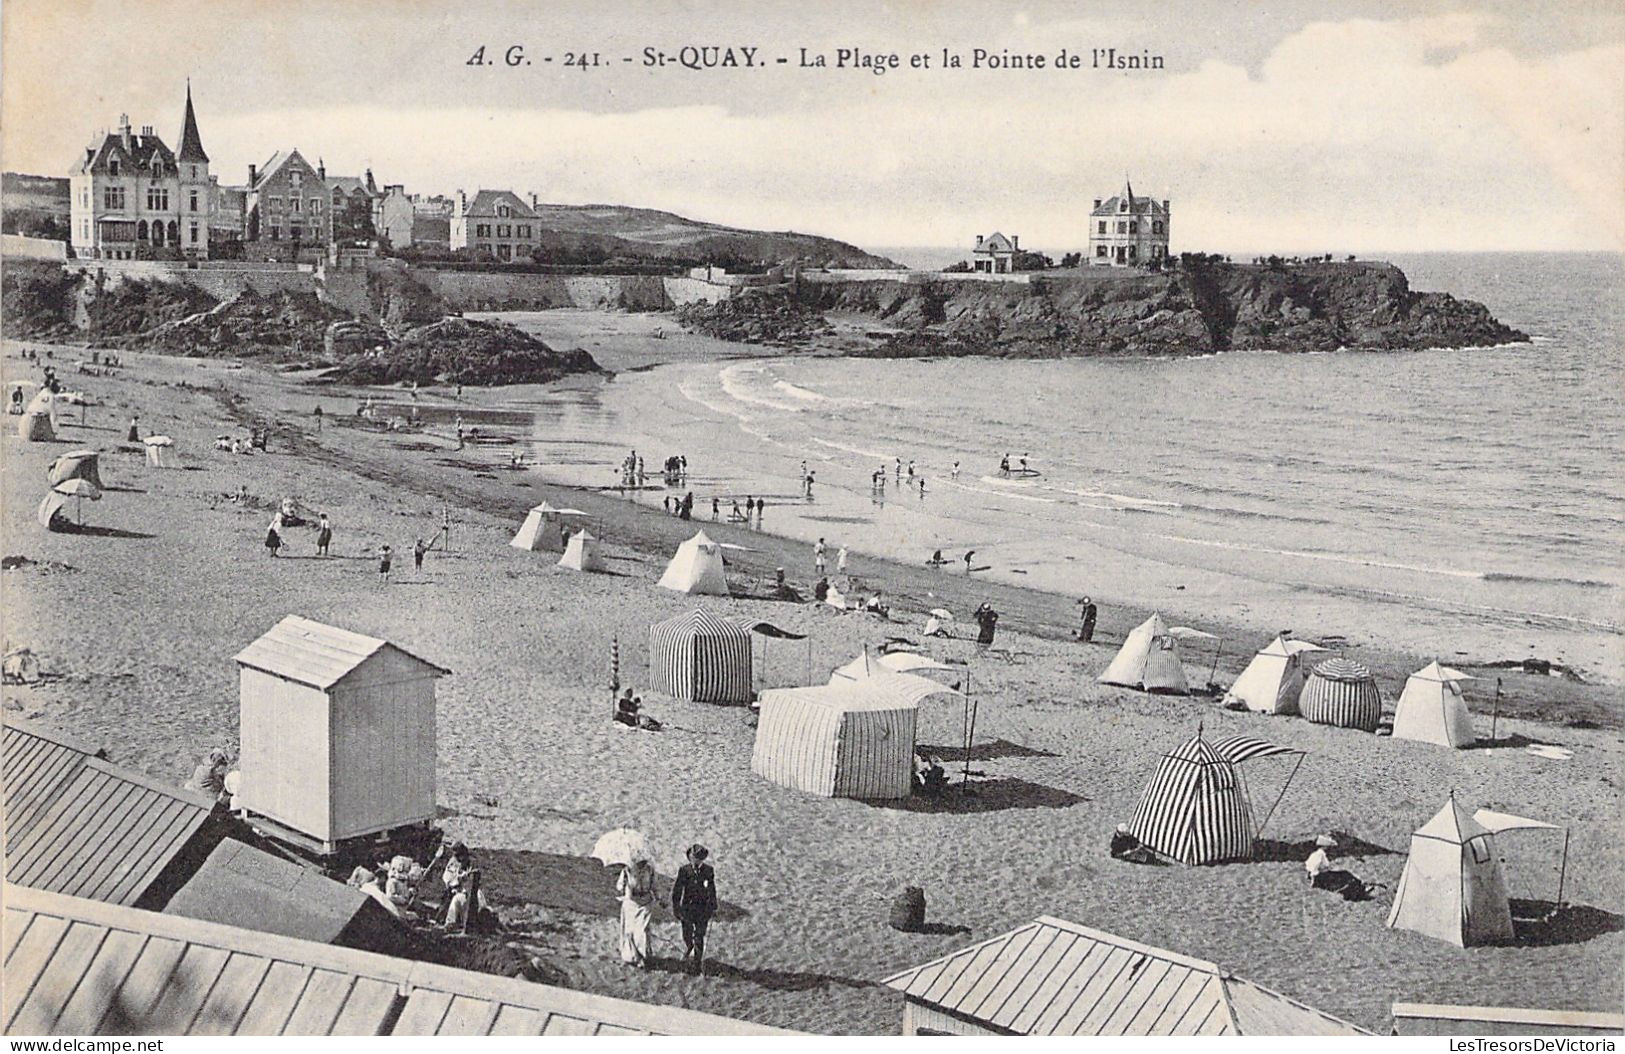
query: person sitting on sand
[
  {"left": 615, "top": 689, "right": 642, "bottom": 728},
  {"left": 914, "top": 752, "right": 948, "bottom": 795},
  {"left": 385, "top": 855, "right": 425, "bottom": 912},
  {"left": 348, "top": 867, "right": 405, "bottom": 919},
  {"left": 434, "top": 842, "right": 490, "bottom": 930},
  {"left": 1306, "top": 834, "right": 1336, "bottom": 885},
  {"left": 813, "top": 576, "right": 830, "bottom": 602},
  {"left": 184, "top": 748, "right": 231, "bottom": 802},
  {"left": 1110, "top": 823, "right": 1157, "bottom": 863},
  {"left": 864, "top": 591, "right": 890, "bottom": 619}
]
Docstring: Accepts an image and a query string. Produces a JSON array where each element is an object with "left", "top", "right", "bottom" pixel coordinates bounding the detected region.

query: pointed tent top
[
  {"left": 1259, "top": 636, "right": 1327, "bottom": 657},
  {"left": 1415, "top": 796, "right": 1491, "bottom": 844},
  {"left": 177, "top": 81, "right": 208, "bottom": 164},
  {"left": 1411, "top": 660, "right": 1473, "bottom": 683}
]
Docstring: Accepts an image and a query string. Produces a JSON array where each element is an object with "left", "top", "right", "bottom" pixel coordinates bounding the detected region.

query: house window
[
  {"left": 1119, "top": 200, "right": 1128, "bottom": 212},
  {"left": 310, "top": 199, "right": 322, "bottom": 214},
  {"left": 270, "top": 196, "right": 283, "bottom": 212},
  {"left": 137, "top": 220, "right": 149, "bottom": 241},
  {"left": 190, "top": 223, "right": 199, "bottom": 243},
  {"left": 103, "top": 186, "right": 126, "bottom": 209},
  {"left": 291, "top": 226, "right": 303, "bottom": 241},
  {"left": 109, "top": 158, "right": 120, "bottom": 176},
  {"left": 1153, "top": 221, "right": 1163, "bottom": 234},
  {"left": 189, "top": 190, "right": 199, "bottom": 211},
  {"left": 517, "top": 224, "right": 531, "bottom": 238},
  {"left": 291, "top": 171, "right": 302, "bottom": 189},
  {"left": 146, "top": 186, "right": 170, "bottom": 210},
  {"left": 1096, "top": 245, "right": 1107, "bottom": 257},
  {"left": 1129, "top": 222, "right": 1138, "bottom": 235},
  {"left": 1097, "top": 221, "right": 1106, "bottom": 235},
  {"left": 291, "top": 197, "right": 302, "bottom": 212},
  {"left": 270, "top": 225, "right": 281, "bottom": 240},
  {"left": 1117, "top": 221, "right": 1127, "bottom": 234},
  {"left": 475, "top": 223, "right": 491, "bottom": 238},
  {"left": 497, "top": 224, "right": 511, "bottom": 237},
  {"left": 1128, "top": 246, "right": 1137, "bottom": 259},
  {"left": 496, "top": 244, "right": 512, "bottom": 261},
  {"left": 497, "top": 205, "right": 511, "bottom": 218},
  {"left": 190, "top": 165, "right": 197, "bottom": 178}
]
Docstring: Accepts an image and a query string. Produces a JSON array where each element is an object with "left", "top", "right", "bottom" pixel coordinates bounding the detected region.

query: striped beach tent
[
  {"left": 752, "top": 672, "right": 948, "bottom": 799},
  {"left": 1126, "top": 735, "right": 1256, "bottom": 865},
  {"left": 1099, "top": 613, "right": 1190, "bottom": 694},
  {"left": 1299, "top": 658, "right": 1383, "bottom": 731},
  {"left": 648, "top": 609, "right": 752, "bottom": 703}
]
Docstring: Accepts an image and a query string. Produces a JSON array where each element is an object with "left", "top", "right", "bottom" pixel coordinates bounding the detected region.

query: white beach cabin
[
  {"left": 511, "top": 501, "right": 590, "bottom": 553},
  {"left": 557, "top": 528, "right": 605, "bottom": 572},
  {"left": 1099, "top": 613, "right": 1190, "bottom": 694},
  {"left": 657, "top": 530, "right": 730, "bottom": 596},
  {"left": 1386, "top": 795, "right": 1515, "bottom": 947},
  {"left": 234, "top": 616, "right": 449, "bottom": 851}
]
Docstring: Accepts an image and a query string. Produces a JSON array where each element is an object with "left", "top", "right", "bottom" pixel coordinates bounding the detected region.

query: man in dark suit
[{"left": 671, "top": 844, "right": 718, "bottom": 975}]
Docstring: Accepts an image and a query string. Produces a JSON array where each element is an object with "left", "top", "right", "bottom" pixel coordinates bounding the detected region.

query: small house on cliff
[{"left": 971, "top": 232, "right": 1019, "bottom": 274}]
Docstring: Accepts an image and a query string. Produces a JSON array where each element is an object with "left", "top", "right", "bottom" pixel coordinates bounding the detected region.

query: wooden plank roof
[
  {"left": 234, "top": 615, "right": 449, "bottom": 690},
  {"left": 3, "top": 718, "right": 219, "bottom": 908},
  {"left": 3, "top": 886, "right": 804, "bottom": 1037},
  {"left": 882, "top": 916, "right": 1368, "bottom": 1036}
]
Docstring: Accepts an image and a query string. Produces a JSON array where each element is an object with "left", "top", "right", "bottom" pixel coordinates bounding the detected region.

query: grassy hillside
[{"left": 2, "top": 173, "right": 70, "bottom": 238}]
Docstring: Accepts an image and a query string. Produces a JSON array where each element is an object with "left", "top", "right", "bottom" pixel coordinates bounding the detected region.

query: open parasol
[
  {"left": 52, "top": 478, "right": 102, "bottom": 524},
  {"left": 591, "top": 827, "right": 652, "bottom": 867}
]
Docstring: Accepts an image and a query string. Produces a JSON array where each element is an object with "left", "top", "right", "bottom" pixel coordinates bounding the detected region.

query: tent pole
[
  {"left": 1492, "top": 678, "right": 1502, "bottom": 743},
  {"left": 1257, "top": 753, "right": 1305, "bottom": 839},
  {"left": 1556, "top": 828, "right": 1569, "bottom": 906},
  {"left": 964, "top": 693, "right": 979, "bottom": 795},
  {"left": 610, "top": 637, "right": 620, "bottom": 722}
]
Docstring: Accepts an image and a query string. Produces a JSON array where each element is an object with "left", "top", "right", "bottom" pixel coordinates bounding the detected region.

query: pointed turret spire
[
  {"left": 177, "top": 80, "right": 209, "bottom": 165},
  {"left": 1121, "top": 173, "right": 1135, "bottom": 208}
]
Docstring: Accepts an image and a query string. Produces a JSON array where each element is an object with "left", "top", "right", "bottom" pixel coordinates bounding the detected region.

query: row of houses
[{"left": 69, "top": 85, "right": 459, "bottom": 262}]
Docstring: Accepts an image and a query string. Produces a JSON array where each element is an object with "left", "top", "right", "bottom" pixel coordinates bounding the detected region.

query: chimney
[
  {"left": 317, "top": 158, "right": 326, "bottom": 182},
  {"left": 1162, "top": 199, "right": 1170, "bottom": 213},
  {"left": 1013, "top": 235, "right": 1020, "bottom": 250},
  {"left": 118, "top": 113, "right": 132, "bottom": 150},
  {"left": 141, "top": 124, "right": 153, "bottom": 137},
  {"left": 365, "top": 168, "right": 376, "bottom": 193},
  {"left": 455, "top": 189, "right": 467, "bottom": 216},
  {"left": 1093, "top": 198, "right": 1102, "bottom": 209},
  {"left": 530, "top": 192, "right": 540, "bottom": 210},
  {"left": 248, "top": 163, "right": 257, "bottom": 186},
  {"left": 975, "top": 235, "right": 984, "bottom": 248}
]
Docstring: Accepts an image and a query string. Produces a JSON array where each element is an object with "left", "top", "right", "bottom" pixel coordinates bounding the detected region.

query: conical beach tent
[
  {"left": 18, "top": 412, "right": 55, "bottom": 441},
  {"left": 557, "top": 529, "right": 605, "bottom": 572},
  {"left": 1300, "top": 658, "right": 1382, "bottom": 731},
  {"left": 511, "top": 502, "right": 589, "bottom": 552},
  {"left": 1387, "top": 796, "right": 1514, "bottom": 947},
  {"left": 648, "top": 608, "right": 752, "bottom": 703},
  {"left": 657, "top": 530, "right": 729, "bottom": 596},
  {"left": 1099, "top": 613, "right": 1189, "bottom": 693},
  {"left": 1391, "top": 662, "right": 1476, "bottom": 748},
  {"left": 48, "top": 450, "right": 104, "bottom": 489},
  {"left": 1126, "top": 735, "right": 1256, "bottom": 865},
  {"left": 1224, "top": 637, "right": 1326, "bottom": 714}
]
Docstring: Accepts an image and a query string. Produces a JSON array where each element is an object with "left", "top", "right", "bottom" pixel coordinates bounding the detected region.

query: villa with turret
[
  {"left": 1088, "top": 178, "right": 1169, "bottom": 267},
  {"left": 70, "top": 84, "right": 214, "bottom": 260}
]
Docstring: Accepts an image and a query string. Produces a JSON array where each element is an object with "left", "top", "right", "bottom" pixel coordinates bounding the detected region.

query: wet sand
[{"left": 2, "top": 334, "right": 1621, "bottom": 1034}]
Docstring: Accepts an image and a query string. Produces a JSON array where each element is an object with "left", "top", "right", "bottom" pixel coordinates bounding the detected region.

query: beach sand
[{"left": 3, "top": 334, "right": 1621, "bottom": 1034}]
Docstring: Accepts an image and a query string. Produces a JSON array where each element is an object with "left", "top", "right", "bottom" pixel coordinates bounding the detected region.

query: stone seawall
[{"left": 416, "top": 270, "right": 741, "bottom": 312}]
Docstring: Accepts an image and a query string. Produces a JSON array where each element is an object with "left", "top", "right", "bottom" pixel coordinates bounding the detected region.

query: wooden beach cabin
[
  {"left": 234, "top": 616, "right": 449, "bottom": 854},
  {"left": 883, "top": 916, "right": 1371, "bottom": 1036}
]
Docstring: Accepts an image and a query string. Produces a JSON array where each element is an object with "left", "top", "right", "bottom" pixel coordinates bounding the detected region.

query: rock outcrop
[{"left": 796, "top": 260, "right": 1526, "bottom": 357}]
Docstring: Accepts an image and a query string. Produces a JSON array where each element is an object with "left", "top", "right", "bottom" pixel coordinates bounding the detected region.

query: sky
[{"left": 3, "top": 0, "right": 1621, "bottom": 255}]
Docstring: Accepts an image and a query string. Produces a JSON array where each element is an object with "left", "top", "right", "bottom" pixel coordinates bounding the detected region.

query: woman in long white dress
[{"left": 617, "top": 858, "right": 657, "bottom": 967}]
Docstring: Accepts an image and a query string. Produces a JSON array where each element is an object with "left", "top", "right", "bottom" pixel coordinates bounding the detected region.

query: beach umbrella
[
  {"left": 592, "top": 827, "right": 652, "bottom": 867},
  {"left": 52, "top": 478, "right": 102, "bottom": 524}
]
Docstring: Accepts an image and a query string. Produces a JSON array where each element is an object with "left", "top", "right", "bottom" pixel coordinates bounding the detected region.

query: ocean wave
[
  {"left": 1051, "top": 486, "right": 1182, "bottom": 510},
  {"left": 939, "top": 479, "right": 1058, "bottom": 504},
  {"left": 1481, "top": 571, "right": 1618, "bottom": 590},
  {"left": 717, "top": 363, "right": 806, "bottom": 413},
  {"left": 811, "top": 437, "right": 895, "bottom": 461},
  {"left": 772, "top": 380, "right": 829, "bottom": 402},
  {"left": 1150, "top": 531, "right": 1484, "bottom": 580}
]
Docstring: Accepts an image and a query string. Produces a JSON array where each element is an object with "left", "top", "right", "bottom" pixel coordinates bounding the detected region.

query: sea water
[{"left": 521, "top": 252, "right": 1625, "bottom": 681}]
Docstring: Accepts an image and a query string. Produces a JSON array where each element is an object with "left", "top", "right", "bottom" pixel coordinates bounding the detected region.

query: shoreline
[{"left": 4, "top": 336, "right": 1621, "bottom": 1033}]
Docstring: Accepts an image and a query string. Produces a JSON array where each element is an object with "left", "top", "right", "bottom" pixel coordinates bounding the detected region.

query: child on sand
[
  {"left": 413, "top": 538, "right": 428, "bottom": 574},
  {"left": 264, "top": 518, "right": 282, "bottom": 558},
  {"left": 378, "top": 544, "right": 393, "bottom": 584}
]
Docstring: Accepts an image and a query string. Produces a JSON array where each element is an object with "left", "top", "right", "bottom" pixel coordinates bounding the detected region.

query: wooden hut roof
[
  {"left": 3, "top": 718, "right": 221, "bottom": 908},
  {"left": 234, "top": 615, "right": 449, "bottom": 690},
  {"left": 3, "top": 885, "right": 802, "bottom": 1036},
  {"left": 882, "top": 915, "right": 1369, "bottom": 1036}
]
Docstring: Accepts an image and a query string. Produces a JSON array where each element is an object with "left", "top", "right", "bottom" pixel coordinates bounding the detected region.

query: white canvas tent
[
  {"left": 657, "top": 530, "right": 729, "bottom": 596},
  {"left": 511, "top": 502, "right": 590, "bottom": 552},
  {"left": 1473, "top": 809, "right": 1571, "bottom": 907},
  {"left": 1392, "top": 662, "right": 1476, "bottom": 748},
  {"left": 557, "top": 529, "right": 605, "bottom": 572},
  {"left": 1099, "top": 613, "right": 1190, "bottom": 694},
  {"left": 1224, "top": 637, "right": 1327, "bottom": 714},
  {"left": 144, "top": 435, "right": 177, "bottom": 468},
  {"left": 752, "top": 671, "right": 957, "bottom": 799},
  {"left": 1387, "top": 796, "right": 1515, "bottom": 947}
]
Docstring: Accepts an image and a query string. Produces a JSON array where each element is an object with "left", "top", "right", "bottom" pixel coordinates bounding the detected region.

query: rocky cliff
[{"left": 796, "top": 260, "right": 1527, "bottom": 357}]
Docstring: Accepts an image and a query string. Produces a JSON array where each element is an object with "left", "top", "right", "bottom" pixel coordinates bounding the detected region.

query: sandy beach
[{"left": 3, "top": 329, "right": 1621, "bottom": 1034}]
